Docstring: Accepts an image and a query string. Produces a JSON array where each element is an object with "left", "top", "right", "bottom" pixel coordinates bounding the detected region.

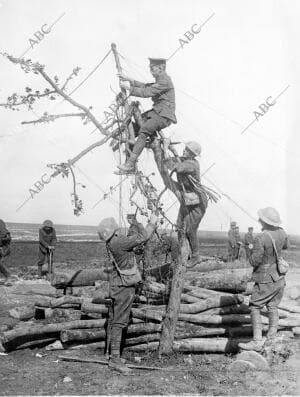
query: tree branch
[{"left": 21, "top": 112, "right": 86, "bottom": 125}]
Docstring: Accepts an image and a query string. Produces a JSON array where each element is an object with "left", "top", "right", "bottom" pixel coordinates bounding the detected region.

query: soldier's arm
[
  {"left": 39, "top": 229, "right": 49, "bottom": 249},
  {"left": 250, "top": 236, "right": 264, "bottom": 267},
  {"left": 131, "top": 80, "right": 146, "bottom": 88},
  {"left": 130, "top": 78, "right": 170, "bottom": 98}
]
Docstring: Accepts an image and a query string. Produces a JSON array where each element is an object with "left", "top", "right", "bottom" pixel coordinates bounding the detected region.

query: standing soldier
[
  {"left": 170, "top": 141, "right": 209, "bottom": 267},
  {"left": 244, "top": 227, "right": 254, "bottom": 260},
  {"left": 239, "top": 207, "right": 289, "bottom": 352},
  {"left": 97, "top": 210, "right": 158, "bottom": 374},
  {"left": 116, "top": 57, "right": 177, "bottom": 174},
  {"left": 227, "top": 221, "right": 237, "bottom": 261},
  {"left": 234, "top": 226, "right": 242, "bottom": 260},
  {"left": 37, "top": 220, "right": 57, "bottom": 277},
  {"left": 0, "top": 219, "right": 14, "bottom": 285}
]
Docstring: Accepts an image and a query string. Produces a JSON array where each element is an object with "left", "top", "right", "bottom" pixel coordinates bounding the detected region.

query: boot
[
  {"left": 239, "top": 307, "right": 265, "bottom": 352},
  {"left": 115, "top": 134, "right": 147, "bottom": 174},
  {"left": 109, "top": 327, "right": 132, "bottom": 375},
  {"left": 264, "top": 309, "right": 279, "bottom": 346}
]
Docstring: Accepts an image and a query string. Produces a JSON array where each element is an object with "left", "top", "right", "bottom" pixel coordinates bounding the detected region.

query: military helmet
[
  {"left": 97, "top": 217, "right": 118, "bottom": 242},
  {"left": 258, "top": 207, "right": 282, "bottom": 227},
  {"left": 148, "top": 57, "right": 167, "bottom": 66},
  {"left": 185, "top": 141, "right": 202, "bottom": 156},
  {"left": 43, "top": 220, "right": 53, "bottom": 228},
  {"left": 230, "top": 221, "right": 237, "bottom": 227}
]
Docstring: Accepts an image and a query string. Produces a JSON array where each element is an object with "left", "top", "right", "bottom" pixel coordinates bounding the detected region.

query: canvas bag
[
  {"left": 106, "top": 244, "right": 142, "bottom": 287},
  {"left": 264, "top": 231, "right": 289, "bottom": 275},
  {"left": 181, "top": 183, "right": 200, "bottom": 206}
]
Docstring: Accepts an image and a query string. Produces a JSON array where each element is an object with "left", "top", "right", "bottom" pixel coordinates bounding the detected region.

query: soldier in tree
[
  {"left": 239, "top": 207, "right": 289, "bottom": 352},
  {"left": 37, "top": 220, "right": 57, "bottom": 277},
  {"left": 116, "top": 57, "right": 177, "bottom": 174},
  {"left": 97, "top": 211, "right": 158, "bottom": 375}
]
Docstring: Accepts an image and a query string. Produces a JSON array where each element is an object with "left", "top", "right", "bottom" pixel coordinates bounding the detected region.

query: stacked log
[{"left": 1, "top": 269, "right": 299, "bottom": 354}]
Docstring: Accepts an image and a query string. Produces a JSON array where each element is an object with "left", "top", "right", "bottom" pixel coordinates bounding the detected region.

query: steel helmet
[
  {"left": 258, "top": 207, "right": 282, "bottom": 227},
  {"left": 43, "top": 220, "right": 53, "bottom": 228},
  {"left": 230, "top": 221, "right": 237, "bottom": 227},
  {"left": 185, "top": 141, "right": 202, "bottom": 156},
  {"left": 97, "top": 217, "right": 119, "bottom": 242}
]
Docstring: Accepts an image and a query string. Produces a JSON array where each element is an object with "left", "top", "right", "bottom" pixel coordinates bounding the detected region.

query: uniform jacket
[
  {"left": 175, "top": 158, "right": 200, "bottom": 192},
  {"left": 107, "top": 223, "right": 155, "bottom": 285},
  {"left": 250, "top": 227, "right": 288, "bottom": 283},
  {"left": 228, "top": 229, "right": 236, "bottom": 248},
  {"left": 244, "top": 232, "right": 254, "bottom": 247},
  {"left": 130, "top": 72, "right": 177, "bottom": 123},
  {"left": 39, "top": 227, "right": 57, "bottom": 253}
]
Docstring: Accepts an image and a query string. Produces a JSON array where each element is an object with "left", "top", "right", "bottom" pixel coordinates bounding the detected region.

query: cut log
[
  {"left": 179, "top": 294, "right": 244, "bottom": 314},
  {"left": 178, "top": 313, "right": 251, "bottom": 325},
  {"left": 131, "top": 308, "right": 164, "bottom": 323},
  {"left": 185, "top": 268, "right": 252, "bottom": 293},
  {"left": 125, "top": 333, "right": 161, "bottom": 346},
  {"left": 279, "top": 301, "right": 300, "bottom": 314},
  {"left": 51, "top": 269, "right": 108, "bottom": 288},
  {"left": 126, "top": 337, "right": 250, "bottom": 353},
  {"left": 191, "top": 259, "right": 250, "bottom": 273},
  {"left": 183, "top": 286, "right": 233, "bottom": 299},
  {"left": 1, "top": 319, "right": 106, "bottom": 351},
  {"left": 180, "top": 294, "right": 201, "bottom": 304},
  {"left": 9, "top": 306, "right": 36, "bottom": 321},
  {"left": 198, "top": 304, "right": 250, "bottom": 316},
  {"left": 81, "top": 303, "right": 108, "bottom": 315}
]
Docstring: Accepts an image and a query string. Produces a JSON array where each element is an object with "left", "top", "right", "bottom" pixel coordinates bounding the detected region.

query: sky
[{"left": 0, "top": 0, "right": 299, "bottom": 234}]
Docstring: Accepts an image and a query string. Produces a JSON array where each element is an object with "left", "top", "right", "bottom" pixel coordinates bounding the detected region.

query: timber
[
  {"left": 51, "top": 269, "right": 108, "bottom": 288},
  {"left": 179, "top": 294, "right": 244, "bottom": 314}
]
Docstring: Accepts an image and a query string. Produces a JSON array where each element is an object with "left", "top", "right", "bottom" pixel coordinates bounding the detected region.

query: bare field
[{"left": 0, "top": 239, "right": 300, "bottom": 396}]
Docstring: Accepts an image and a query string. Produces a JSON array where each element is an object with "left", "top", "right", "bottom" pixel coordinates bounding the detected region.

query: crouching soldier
[
  {"left": 239, "top": 207, "right": 289, "bottom": 352},
  {"left": 0, "top": 219, "right": 15, "bottom": 285},
  {"left": 97, "top": 210, "right": 158, "bottom": 375},
  {"left": 37, "top": 220, "right": 57, "bottom": 277}
]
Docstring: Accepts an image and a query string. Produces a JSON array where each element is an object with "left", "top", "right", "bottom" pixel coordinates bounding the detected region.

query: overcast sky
[{"left": 0, "top": 0, "right": 299, "bottom": 234}]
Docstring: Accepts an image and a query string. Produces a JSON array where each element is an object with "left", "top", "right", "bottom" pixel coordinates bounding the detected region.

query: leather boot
[
  {"left": 116, "top": 134, "right": 147, "bottom": 174},
  {"left": 239, "top": 307, "right": 265, "bottom": 352},
  {"left": 264, "top": 308, "right": 279, "bottom": 346},
  {"left": 109, "top": 327, "right": 132, "bottom": 375}
]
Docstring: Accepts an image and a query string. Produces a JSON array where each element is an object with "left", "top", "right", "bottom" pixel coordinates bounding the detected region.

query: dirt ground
[{"left": 0, "top": 240, "right": 300, "bottom": 396}]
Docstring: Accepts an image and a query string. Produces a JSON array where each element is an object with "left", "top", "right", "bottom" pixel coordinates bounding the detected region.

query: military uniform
[
  {"left": 233, "top": 228, "right": 241, "bottom": 259},
  {"left": 227, "top": 227, "right": 236, "bottom": 261},
  {"left": 175, "top": 157, "right": 207, "bottom": 261},
  {"left": 0, "top": 220, "right": 11, "bottom": 279},
  {"left": 106, "top": 222, "right": 156, "bottom": 360},
  {"left": 38, "top": 226, "right": 57, "bottom": 272},
  {"left": 244, "top": 230, "right": 254, "bottom": 260}
]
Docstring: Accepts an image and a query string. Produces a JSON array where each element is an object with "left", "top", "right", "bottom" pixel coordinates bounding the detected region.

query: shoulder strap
[
  {"left": 264, "top": 231, "right": 279, "bottom": 262},
  {"left": 106, "top": 243, "right": 122, "bottom": 273}
]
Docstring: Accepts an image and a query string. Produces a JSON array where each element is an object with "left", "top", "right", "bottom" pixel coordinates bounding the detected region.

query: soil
[{"left": 0, "top": 239, "right": 300, "bottom": 396}]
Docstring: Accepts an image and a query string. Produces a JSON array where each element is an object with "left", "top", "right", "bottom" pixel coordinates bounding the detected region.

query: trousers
[{"left": 37, "top": 249, "right": 53, "bottom": 266}]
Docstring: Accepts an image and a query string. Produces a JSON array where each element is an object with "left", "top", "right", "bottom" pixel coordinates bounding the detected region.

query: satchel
[
  {"left": 181, "top": 183, "right": 200, "bottom": 206},
  {"left": 265, "top": 231, "right": 289, "bottom": 275},
  {"left": 106, "top": 244, "right": 142, "bottom": 287}
]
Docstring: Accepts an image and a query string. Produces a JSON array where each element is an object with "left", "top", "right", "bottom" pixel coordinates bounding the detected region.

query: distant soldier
[
  {"left": 170, "top": 141, "right": 208, "bottom": 267},
  {"left": 239, "top": 207, "right": 289, "bottom": 352},
  {"left": 116, "top": 57, "right": 177, "bottom": 174},
  {"left": 37, "top": 220, "right": 57, "bottom": 277},
  {"left": 0, "top": 219, "right": 14, "bottom": 285},
  {"left": 98, "top": 210, "right": 158, "bottom": 374},
  {"left": 227, "top": 221, "right": 237, "bottom": 261},
  {"left": 244, "top": 227, "right": 254, "bottom": 260},
  {"left": 234, "top": 226, "right": 242, "bottom": 259}
]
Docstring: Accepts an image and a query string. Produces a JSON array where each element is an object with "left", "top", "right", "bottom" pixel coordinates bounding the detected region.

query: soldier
[
  {"left": 37, "top": 220, "right": 57, "bottom": 277},
  {"left": 0, "top": 219, "right": 14, "bottom": 285},
  {"left": 244, "top": 226, "right": 254, "bottom": 260},
  {"left": 170, "top": 141, "right": 208, "bottom": 267},
  {"left": 239, "top": 207, "right": 289, "bottom": 352},
  {"left": 116, "top": 57, "right": 176, "bottom": 174},
  {"left": 233, "top": 226, "right": 242, "bottom": 260},
  {"left": 127, "top": 213, "right": 145, "bottom": 237},
  {"left": 97, "top": 210, "right": 158, "bottom": 375},
  {"left": 227, "top": 221, "right": 237, "bottom": 261}
]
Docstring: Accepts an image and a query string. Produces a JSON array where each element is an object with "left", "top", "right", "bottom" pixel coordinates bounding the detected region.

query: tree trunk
[
  {"left": 51, "top": 269, "right": 108, "bottom": 288},
  {"left": 178, "top": 313, "right": 251, "bottom": 325},
  {"left": 81, "top": 303, "right": 108, "bottom": 314},
  {"left": 179, "top": 294, "right": 244, "bottom": 314}
]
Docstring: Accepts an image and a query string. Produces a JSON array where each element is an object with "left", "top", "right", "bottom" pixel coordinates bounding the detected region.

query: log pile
[{"left": 1, "top": 266, "right": 299, "bottom": 354}]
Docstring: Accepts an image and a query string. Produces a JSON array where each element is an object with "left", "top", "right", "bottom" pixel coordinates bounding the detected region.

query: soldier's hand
[
  {"left": 120, "top": 81, "right": 131, "bottom": 91},
  {"left": 118, "top": 73, "right": 132, "bottom": 82}
]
